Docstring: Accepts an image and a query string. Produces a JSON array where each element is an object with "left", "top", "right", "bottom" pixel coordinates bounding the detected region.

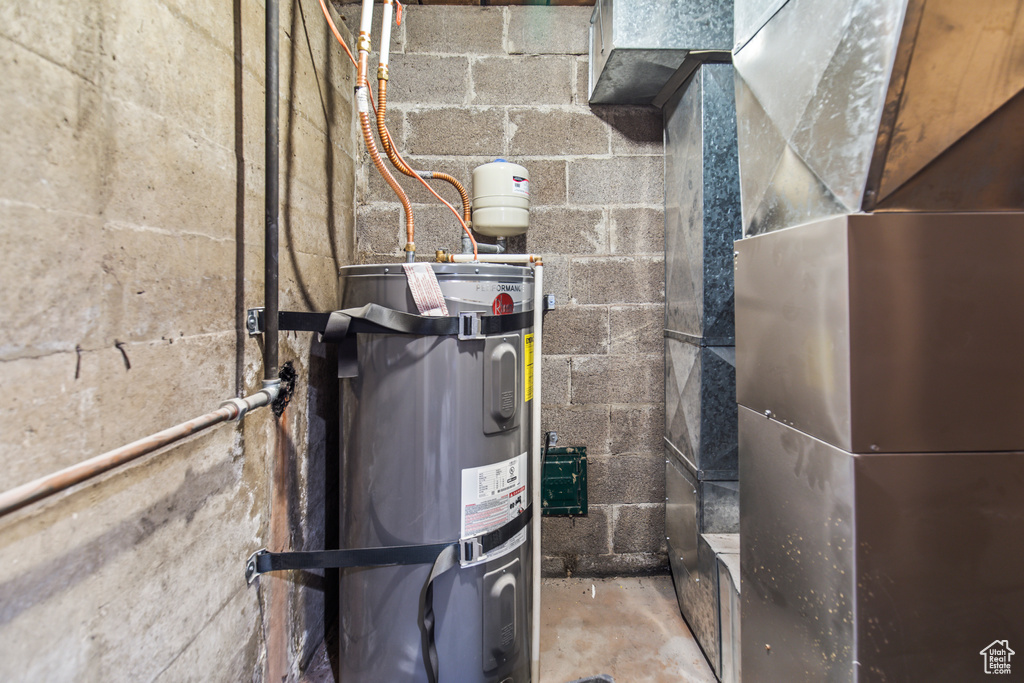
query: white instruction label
[
  {"left": 511, "top": 175, "right": 529, "bottom": 197},
  {"left": 355, "top": 87, "right": 370, "bottom": 114},
  {"left": 403, "top": 263, "right": 449, "bottom": 316},
  {"left": 461, "top": 453, "right": 528, "bottom": 566}
]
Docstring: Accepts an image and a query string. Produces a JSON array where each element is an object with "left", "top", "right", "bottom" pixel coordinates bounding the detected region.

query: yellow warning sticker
[{"left": 524, "top": 333, "right": 534, "bottom": 402}]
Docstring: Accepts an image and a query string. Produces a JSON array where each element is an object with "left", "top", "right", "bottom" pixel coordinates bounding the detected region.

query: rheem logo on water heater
[{"left": 492, "top": 293, "right": 514, "bottom": 315}]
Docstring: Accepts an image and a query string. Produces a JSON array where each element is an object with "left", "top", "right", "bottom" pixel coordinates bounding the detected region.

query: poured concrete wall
[
  {"left": 343, "top": 4, "right": 667, "bottom": 576},
  {"left": 0, "top": 0, "right": 357, "bottom": 679}
]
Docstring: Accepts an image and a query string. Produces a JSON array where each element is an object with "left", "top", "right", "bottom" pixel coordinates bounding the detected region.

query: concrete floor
[
  {"left": 301, "top": 575, "right": 715, "bottom": 683},
  {"left": 540, "top": 577, "right": 715, "bottom": 683}
]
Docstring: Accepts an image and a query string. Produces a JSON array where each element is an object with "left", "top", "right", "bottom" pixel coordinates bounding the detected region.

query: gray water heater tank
[{"left": 337, "top": 263, "right": 535, "bottom": 682}]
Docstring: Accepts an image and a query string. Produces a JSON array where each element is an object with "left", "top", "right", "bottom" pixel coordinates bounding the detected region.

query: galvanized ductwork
[
  {"left": 734, "top": 0, "right": 1024, "bottom": 236},
  {"left": 733, "top": 1, "right": 1024, "bottom": 680},
  {"left": 588, "top": 0, "right": 732, "bottom": 103}
]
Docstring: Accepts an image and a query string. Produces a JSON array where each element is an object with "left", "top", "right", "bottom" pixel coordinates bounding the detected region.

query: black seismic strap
[
  {"left": 244, "top": 504, "right": 533, "bottom": 583},
  {"left": 245, "top": 506, "right": 533, "bottom": 683},
  {"left": 271, "top": 303, "right": 533, "bottom": 342}
]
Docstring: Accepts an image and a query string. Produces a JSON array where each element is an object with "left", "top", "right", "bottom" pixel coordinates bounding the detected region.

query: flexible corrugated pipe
[
  {"left": 356, "top": 0, "right": 415, "bottom": 261},
  {"left": 374, "top": 0, "right": 475, "bottom": 257},
  {"left": 376, "top": 80, "right": 471, "bottom": 225},
  {"left": 317, "top": 0, "right": 476, "bottom": 259}
]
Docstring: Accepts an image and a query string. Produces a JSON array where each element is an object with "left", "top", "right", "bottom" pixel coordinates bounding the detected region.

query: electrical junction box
[{"left": 541, "top": 447, "right": 587, "bottom": 516}]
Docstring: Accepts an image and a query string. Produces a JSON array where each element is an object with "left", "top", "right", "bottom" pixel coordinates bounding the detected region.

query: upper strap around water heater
[
  {"left": 244, "top": 504, "right": 533, "bottom": 582},
  {"left": 275, "top": 303, "right": 533, "bottom": 343}
]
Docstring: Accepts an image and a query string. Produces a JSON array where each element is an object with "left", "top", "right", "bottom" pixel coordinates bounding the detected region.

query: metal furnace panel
[
  {"left": 734, "top": 216, "right": 853, "bottom": 451},
  {"left": 740, "top": 406, "right": 1024, "bottom": 681},
  {"left": 851, "top": 447, "right": 1024, "bottom": 680},
  {"left": 736, "top": 212, "right": 1024, "bottom": 453},
  {"left": 739, "top": 406, "right": 857, "bottom": 682},
  {"left": 845, "top": 212, "right": 1024, "bottom": 453}
]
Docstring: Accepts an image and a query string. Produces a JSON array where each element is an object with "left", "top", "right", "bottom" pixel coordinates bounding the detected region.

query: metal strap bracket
[
  {"left": 459, "top": 537, "right": 486, "bottom": 564},
  {"left": 247, "top": 307, "right": 265, "bottom": 336},
  {"left": 245, "top": 549, "right": 267, "bottom": 584},
  {"left": 458, "top": 311, "right": 484, "bottom": 340}
]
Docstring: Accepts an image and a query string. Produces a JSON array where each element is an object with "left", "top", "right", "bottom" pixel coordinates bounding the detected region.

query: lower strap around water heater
[{"left": 244, "top": 505, "right": 533, "bottom": 682}]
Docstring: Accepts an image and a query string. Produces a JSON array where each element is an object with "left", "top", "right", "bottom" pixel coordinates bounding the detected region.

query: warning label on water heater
[
  {"left": 524, "top": 334, "right": 534, "bottom": 402},
  {"left": 461, "top": 453, "right": 528, "bottom": 565}
]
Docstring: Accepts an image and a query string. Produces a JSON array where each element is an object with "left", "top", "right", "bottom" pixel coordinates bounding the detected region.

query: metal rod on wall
[
  {"left": 264, "top": 0, "right": 280, "bottom": 383},
  {"left": 0, "top": 388, "right": 279, "bottom": 518}
]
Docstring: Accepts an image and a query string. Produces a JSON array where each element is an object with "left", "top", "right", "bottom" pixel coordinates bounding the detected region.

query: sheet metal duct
[
  {"left": 733, "top": 0, "right": 1024, "bottom": 235},
  {"left": 588, "top": 0, "right": 732, "bottom": 104},
  {"left": 734, "top": 212, "right": 1024, "bottom": 454},
  {"left": 662, "top": 60, "right": 743, "bottom": 680}
]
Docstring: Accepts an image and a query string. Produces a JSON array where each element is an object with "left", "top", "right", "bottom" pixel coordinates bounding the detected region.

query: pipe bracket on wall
[{"left": 246, "top": 307, "right": 265, "bottom": 336}]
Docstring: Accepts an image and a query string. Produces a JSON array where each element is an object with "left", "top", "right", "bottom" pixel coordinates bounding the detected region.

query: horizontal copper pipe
[{"left": 0, "top": 390, "right": 275, "bottom": 518}]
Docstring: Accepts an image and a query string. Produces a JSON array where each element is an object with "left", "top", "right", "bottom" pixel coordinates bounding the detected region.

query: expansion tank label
[
  {"left": 461, "top": 452, "right": 528, "bottom": 566},
  {"left": 511, "top": 176, "right": 529, "bottom": 197}
]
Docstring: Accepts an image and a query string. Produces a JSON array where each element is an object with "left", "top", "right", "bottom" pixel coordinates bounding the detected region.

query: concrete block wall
[
  {"left": 339, "top": 4, "right": 667, "bottom": 576},
  {"left": 0, "top": 0, "right": 357, "bottom": 680}
]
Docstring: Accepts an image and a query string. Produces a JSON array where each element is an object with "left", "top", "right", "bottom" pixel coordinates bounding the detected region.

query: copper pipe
[
  {"left": 358, "top": 53, "right": 415, "bottom": 256},
  {"left": 1, "top": 405, "right": 233, "bottom": 517},
  {"left": 375, "top": 80, "right": 476, "bottom": 258},
  {"left": 431, "top": 172, "right": 472, "bottom": 224},
  {"left": 375, "top": 82, "right": 471, "bottom": 224},
  {"left": 0, "top": 388, "right": 278, "bottom": 517}
]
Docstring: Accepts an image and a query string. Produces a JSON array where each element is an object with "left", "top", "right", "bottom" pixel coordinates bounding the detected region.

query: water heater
[{"left": 337, "top": 263, "right": 535, "bottom": 682}]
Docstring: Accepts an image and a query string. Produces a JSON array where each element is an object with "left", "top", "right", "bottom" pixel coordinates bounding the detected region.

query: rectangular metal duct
[
  {"left": 733, "top": 0, "right": 1024, "bottom": 235},
  {"left": 734, "top": 212, "right": 1024, "bottom": 454},
  {"left": 665, "top": 340, "right": 737, "bottom": 476},
  {"left": 588, "top": 0, "right": 732, "bottom": 104},
  {"left": 664, "top": 63, "right": 742, "bottom": 346}
]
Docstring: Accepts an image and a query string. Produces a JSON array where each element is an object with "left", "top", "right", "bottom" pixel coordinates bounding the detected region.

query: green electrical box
[{"left": 541, "top": 446, "right": 587, "bottom": 516}]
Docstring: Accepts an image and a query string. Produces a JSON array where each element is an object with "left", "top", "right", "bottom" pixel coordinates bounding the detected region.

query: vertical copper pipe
[
  {"left": 357, "top": 53, "right": 415, "bottom": 257},
  {"left": 376, "top": 80, "right": 471, "bottom": 223}
]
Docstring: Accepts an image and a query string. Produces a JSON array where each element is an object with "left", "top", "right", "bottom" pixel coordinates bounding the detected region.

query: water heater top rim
[{"left": 339, "top": 263, "right": 534, "bottom": 279}]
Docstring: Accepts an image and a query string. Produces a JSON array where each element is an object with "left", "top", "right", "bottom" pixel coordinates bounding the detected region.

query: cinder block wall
[
  {"left": 0, "top": 1, "right": 357, "bottom": 679},
  {"left": 342, "top": 4, "right": 667, "bottom": 576}
]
